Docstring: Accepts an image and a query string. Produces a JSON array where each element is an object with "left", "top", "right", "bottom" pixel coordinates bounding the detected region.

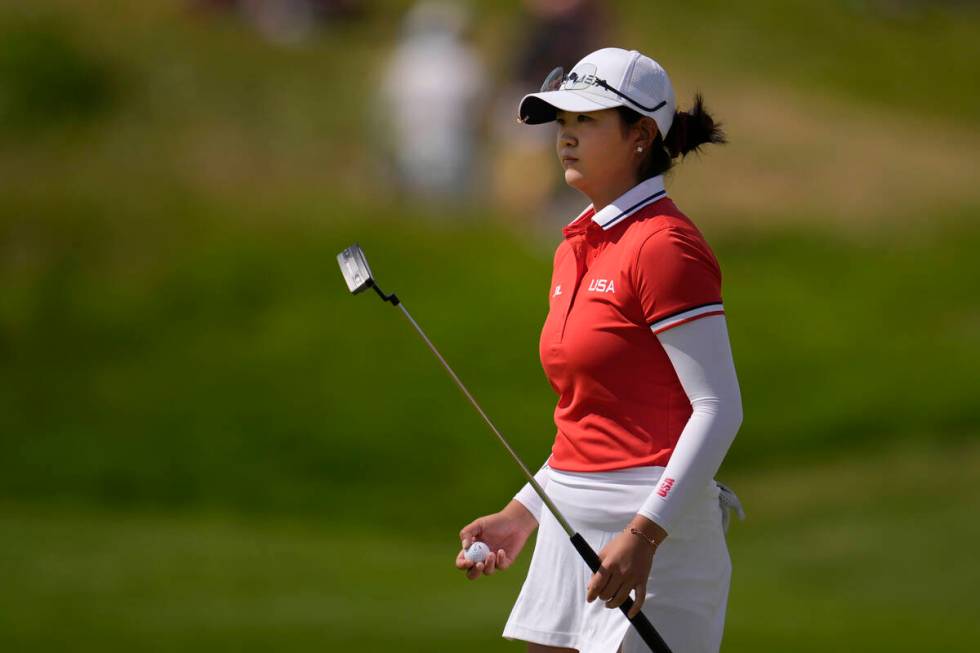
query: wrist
[
  {"left": 505, "top": 499, "right": 539, "bottom": 529},
  {"left": 628, "top": 514, "right": 668, "bottom": 545}
]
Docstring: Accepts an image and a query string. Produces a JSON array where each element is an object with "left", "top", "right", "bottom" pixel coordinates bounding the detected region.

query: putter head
[{"left": 337, "top": 243, "right": 375, "bottom": 295}]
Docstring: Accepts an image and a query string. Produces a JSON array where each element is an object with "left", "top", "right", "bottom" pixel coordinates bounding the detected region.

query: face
[{"left": 555, "top": 108, "right": 649, "bottom": 199}]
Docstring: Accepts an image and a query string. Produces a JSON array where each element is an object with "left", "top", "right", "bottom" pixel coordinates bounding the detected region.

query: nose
[{"left": 558, "top": 127, "right": 577, "bottom": 149}]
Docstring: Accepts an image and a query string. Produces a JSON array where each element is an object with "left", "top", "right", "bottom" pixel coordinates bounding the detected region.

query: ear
[{"left": 634, "top": 117, "right": 658, "bottom": 150}]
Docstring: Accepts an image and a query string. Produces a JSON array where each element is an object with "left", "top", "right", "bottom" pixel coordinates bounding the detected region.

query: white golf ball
[{"left": 464, "top": 541, "right": 491, "bottom": 563}]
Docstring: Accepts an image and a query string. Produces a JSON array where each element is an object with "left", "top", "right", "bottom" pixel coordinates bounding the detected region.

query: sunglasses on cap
[{"left": 540, "top": 66, "right": 666, "bottom": 114}]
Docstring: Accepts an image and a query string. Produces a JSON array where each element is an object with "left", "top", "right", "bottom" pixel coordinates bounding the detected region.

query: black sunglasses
[{"left": 540, "top": 66, "right": 666, "bottom": 114}]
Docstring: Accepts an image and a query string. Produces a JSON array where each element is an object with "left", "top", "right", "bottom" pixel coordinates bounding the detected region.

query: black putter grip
[{"left": 569, "top": 533, "right": 673, "bottom": 653}]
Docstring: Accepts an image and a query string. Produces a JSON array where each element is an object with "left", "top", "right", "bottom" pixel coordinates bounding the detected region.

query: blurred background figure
[
  {"left": 376, "top": 2, "right": 485, "bottom": 203},
  {"left": 489, "top": 0, "right": 610, "bottom": 229}
]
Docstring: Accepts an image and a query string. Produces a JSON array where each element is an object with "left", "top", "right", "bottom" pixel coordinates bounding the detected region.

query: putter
[{"left": 337, "top": 243, "right": 673, "bottom": 653}]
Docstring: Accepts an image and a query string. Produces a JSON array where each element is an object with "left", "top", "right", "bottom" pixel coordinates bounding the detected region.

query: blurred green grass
[
  {"left": 2, "top": 0, "right": 978, "bottom": 196},
  {"left": 621, "top": 0, "right": 980, "bottom": 126},
  {"left": 3, "top": 197, "right": 978, "bottom": 530},
  {"left": 2, "top": 439, "right": 977, "bottom": 652}
]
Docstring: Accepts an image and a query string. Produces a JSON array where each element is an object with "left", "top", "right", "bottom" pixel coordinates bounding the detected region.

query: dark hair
[{"left": 617, "top": 93, "right": 727, "bottom": 181}]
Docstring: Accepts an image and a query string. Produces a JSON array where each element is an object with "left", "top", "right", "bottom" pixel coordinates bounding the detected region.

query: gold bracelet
[{"left": 625, "top": 526, "right": 659, "bottom": 550}]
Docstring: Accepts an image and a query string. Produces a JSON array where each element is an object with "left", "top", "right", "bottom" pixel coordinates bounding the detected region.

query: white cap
[{"left": 518, "top": 47, "right": 676, "bottom": 139}]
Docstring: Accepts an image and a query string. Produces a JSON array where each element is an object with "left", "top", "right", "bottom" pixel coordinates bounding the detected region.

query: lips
[{"left": 561, "top": 155, "right": 578, "bottom": 164}]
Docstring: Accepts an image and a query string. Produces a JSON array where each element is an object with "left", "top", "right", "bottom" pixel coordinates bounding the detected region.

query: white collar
[{"left": 568, "top": 175, "right": 668, "bottom": 231}]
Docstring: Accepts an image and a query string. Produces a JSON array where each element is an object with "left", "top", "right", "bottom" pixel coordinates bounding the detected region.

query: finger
[
  {"left": 496, "top": 548, "right": 510, "bottom": 570},
  {"left": 459, "top": 521, "right": 483, "bottom": 549},
  {"left": 456, "top": 548, "right": 477, "bottom": 571},
  {"left": 627, "top": 584, "right": 646, "bottom": 619},
  {"left": 483, "top": 552, "right": 497, "bottom": 575},
  {"left": 606, "top": 581, "right": 632, "bottom": 610},
  {"left": 586, "top": 567, "right": 610, "bottom": 602},
  {"left": 466, "top": 561, "right": 484, "bottom": 581},
  {"left": 600, "top": 576, "right": 623, "bottom": 602}
]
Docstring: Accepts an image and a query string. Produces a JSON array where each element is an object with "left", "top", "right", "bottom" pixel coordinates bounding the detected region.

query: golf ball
[{"left": 464, "top": 541, "right": 491, "bottom": 563}]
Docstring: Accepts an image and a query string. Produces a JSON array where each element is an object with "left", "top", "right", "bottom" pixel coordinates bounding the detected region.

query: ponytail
[
  {"left": 617, "top": 92, "right": 726, "bottom": 180},
  {"left": 662, "top": 93, "right": 727, "bottom": 159}
]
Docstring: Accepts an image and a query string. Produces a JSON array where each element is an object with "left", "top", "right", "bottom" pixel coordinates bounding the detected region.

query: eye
[
  {"left": 556, "top": 117, "right": 565, "bottom": 125},
  {"left": 576, "top": 114, "right": 591, "bottom": 123}
]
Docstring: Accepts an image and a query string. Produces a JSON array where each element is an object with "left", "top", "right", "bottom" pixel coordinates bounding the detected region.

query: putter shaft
[{"left": 396, "top": 303, "right": 574, "bottom": 536}]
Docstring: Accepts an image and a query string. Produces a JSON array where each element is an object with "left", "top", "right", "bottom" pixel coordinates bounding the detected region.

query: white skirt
[{"left": 502, "top": 466, "right": 734, "bottom": 653}]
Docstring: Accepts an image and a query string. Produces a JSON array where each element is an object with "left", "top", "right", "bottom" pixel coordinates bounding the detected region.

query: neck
[{"left": 586, "top": 175, "right": 640, "bottom": 213}]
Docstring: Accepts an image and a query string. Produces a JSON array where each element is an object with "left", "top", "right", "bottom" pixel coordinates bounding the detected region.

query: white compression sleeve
[
  {"left": 512, "top": 459, "right": 551, "bottom": 523},
  {"left": 638, "top": 314, "right": 743, "bottom": 534}
]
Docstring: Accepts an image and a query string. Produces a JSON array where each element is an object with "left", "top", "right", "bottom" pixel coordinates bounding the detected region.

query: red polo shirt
[{"left": 540, "top": 175, "right": 725, "bottom": 472}]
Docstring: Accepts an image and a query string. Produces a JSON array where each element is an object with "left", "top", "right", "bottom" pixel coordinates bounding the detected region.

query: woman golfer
[{"left": 455, "top": 47, "right": 744, "bottom": 653}]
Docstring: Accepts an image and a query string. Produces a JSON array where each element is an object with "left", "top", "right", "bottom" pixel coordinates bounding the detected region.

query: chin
[{"left": 564, "top": 169, "right": 586, "bottom": 190}]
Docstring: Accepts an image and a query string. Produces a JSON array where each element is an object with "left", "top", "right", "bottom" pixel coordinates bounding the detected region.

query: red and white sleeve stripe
[{"left": 649, "top": 302, "right": 725, "bottom": 335}]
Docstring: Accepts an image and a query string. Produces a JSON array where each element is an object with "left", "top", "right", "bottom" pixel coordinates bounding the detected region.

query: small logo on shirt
[
  {"left": 587, "top": 278, "right": 616, "bottom": 293},
  {"left": 656, "top": 478, "right": 675, "bottom": 498},
  {"left": 553, "top": 284, "right": 562, "bottom": 297}
]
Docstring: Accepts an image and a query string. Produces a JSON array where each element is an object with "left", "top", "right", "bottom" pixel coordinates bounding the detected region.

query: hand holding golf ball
[
  {"left": 456, "top": 507, "right": 538, "bottom": 580},
  {"left": 456, "top": 535, "right": 504, "bottom": 579}
]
